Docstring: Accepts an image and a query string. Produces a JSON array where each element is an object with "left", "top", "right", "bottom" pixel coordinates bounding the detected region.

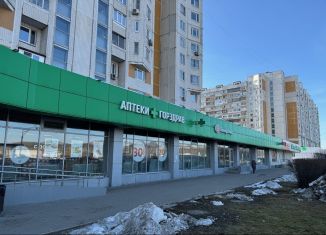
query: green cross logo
[{"left": 150, "top": 108, "right": 158, "bottom": 119}]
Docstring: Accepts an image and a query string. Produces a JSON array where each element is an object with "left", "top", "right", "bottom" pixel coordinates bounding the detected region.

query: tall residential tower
[{"left": 201, "top": 71, "right": 320, "bottom": 147}]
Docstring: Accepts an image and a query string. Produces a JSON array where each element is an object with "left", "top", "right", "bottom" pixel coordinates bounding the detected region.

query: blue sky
[{"left": 203, "top": 0, "right": 326, "bottom": 148}]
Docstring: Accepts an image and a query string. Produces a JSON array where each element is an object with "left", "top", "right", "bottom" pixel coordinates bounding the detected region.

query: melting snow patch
[
  {"left": 245, "top": 181, "right": 282, "bottom": 190},
  {"left": 274, "top": 174, "right": 297, "bottom": 183},
  {"left": 252, "top": 188, "right": 277, "bottom": 196},
  {"left": 225, "top": 193, "right": 254, "bottom": 202},
  {"left": 70, "top": 202, "right": 216, "bottom": 235},
  {"left": 211, "top": 201, "right": 224, "bottom": 206},
  {"left": 195, "top": 218, "right": 214, "bottom": 226}
]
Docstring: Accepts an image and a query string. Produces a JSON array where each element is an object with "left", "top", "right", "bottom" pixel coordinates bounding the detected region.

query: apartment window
[
  {"left": 57, "top": 0, "right": 72, "bottom": 19},
  {"left": 96, "top": 25, "right": 108, "bottom": 50},
  {"left": 180, "top": 53, "right": 185, "bottom": 65},
  {"left": 18, "top": 48, "right": 45, "bottom": 63},
  {"left": 117, "top": 0, "right": 127, "bottom": 5},
  {"left": 19, "top": 26, "right": 36, "bottom": 45},
  {"left": 190, "top": 92, "right": 198, "bottom": 103},
  {"left": 28, "top": 0, "right": 49, "bottom": 10},
  {"left": 180, "top": 87, "right": 186, "bottom": 101},
  {"left": 180, "top": 20, "right": 186, "bottom": 32},
  {"left": 191, "top": 43, "right": 199, "bottom": 52},
  {"left": 98, "top": 0, "right": 109, "bottom": 26},
  {"left": 135, "top": 0, "right": 140, "bottom": 10},
  {"left": 135, "top": 21, "right": 139, "bottom": 32},
  {"left": 114, "top": 9, "right": 126, "bottom": 27},
  {"left": 54, "top": 16, "right": 70, "bottom": 47},
  {"left": 179, "top": 70, "right": 185, "bottom": 81},
  {"left": 180, "top": 4, "right": 186, "bottom": 16},
  {"left": 147, "top": 5, "right": 151, "bottom": 20},
  {"left": 191, "top": 59, "right": 199, "bottom": 69},
  {"left": 134, "top": 42, "right": 139, "bottom": 54},
  {"left": 191, "top": 12, "right": 199, "bottom": 22},
  {"left": 191, "top": 0, "right": 199, "bottom": 8},
  {"left": 95, "top": 50, "right": 107, "bottom": 77},
  {"left": 190, "top": 75, "right": 199, "bottom": 85},
  {"left": 111, "top": 62, "right": 119, "bottom": 78},
  {"left": 191, "top": 27, "right": 199, "bottom": 38},
  {"left": 52, "top": 0, "right": 71, "bottom": 69},
  {"left": 180, "top": 36, "right": 186, "bottom": 48},
  {"left": 135, "top": 68, "right": 145, "bottom": 81},
  {"left": 112, "top": 32, "right": 125, "bottom": 49},
  {"left": 52, "top": 46, "right": 68, "bottom": 69}
]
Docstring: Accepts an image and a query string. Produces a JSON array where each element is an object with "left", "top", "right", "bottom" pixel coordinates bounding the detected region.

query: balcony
[{"left": 0, "top": 27, "right": 13, "bottom": 47}]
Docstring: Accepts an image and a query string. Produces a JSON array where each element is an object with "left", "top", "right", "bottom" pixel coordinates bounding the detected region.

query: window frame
[{"left": 19, "top": 26, "right": 37, "bottom": 46}]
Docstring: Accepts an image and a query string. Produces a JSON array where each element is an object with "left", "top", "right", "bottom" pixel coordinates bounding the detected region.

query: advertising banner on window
[
  {"left": 44, "top": 138, "right": 59, "bottom": 158},
  {"left": 133, "top": 140, "right": 145, "bottom": 162},
  {"left": 10, "top": 146, "right": 30, "bottom": 164},
  {"left": 93, "top": 140, "right": 104, "bottom": 159},
  {"left": 71, "top": 139, "right": 83, "bottom": 158},
  {"left": 158, "top": 142, "right": 167, "bottom": 162}
]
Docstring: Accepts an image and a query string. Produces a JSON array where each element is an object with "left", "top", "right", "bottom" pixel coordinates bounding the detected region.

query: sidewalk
[{"left": 0, "top": 168, "right": 289, "bottom": 234}]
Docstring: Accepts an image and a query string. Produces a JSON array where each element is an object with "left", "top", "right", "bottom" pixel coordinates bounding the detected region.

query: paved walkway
[{"left": 0, "top": 168, "right": 289, "bottom": 234}]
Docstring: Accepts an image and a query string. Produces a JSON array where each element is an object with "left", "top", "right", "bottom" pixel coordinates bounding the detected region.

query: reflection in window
[
  {"left": 122, "top": 132, "right": 168, "bottom": 174},
  {"left": 179, "top": 139, "right": 209, "bottom": 170},
  {"left": 256, "top": 149, "right": 265, "bottom": 165},
  {"left": 218, "top": 145, "right": 234, "bottom": 168},
  {"left": 239, "top": 147, "right": 250, "bottom": 165}
]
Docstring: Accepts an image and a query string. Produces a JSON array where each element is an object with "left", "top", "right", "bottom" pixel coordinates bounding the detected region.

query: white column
[
  {"left": 210, "top": 141, "right": 219, "bottom": 174},
  {"left": 108, "top": 128, "right": 124, "bottom": 187},
  {"left": 233, "top": 145, "right": 240, "bottom": 167},
  {"left": 168, "top": 136, "right": 179, "bottom": 179}
]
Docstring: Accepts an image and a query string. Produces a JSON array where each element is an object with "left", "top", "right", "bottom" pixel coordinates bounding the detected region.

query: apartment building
[
  {"left": 0, "top": 0, "right": 202, "bottom": 109},
  {"left": 201, "top": 71, "right": 320, "bottom": 147},
  {"left": 159, "top": 0, "right": 203, "bottom": 109},
  {"left": 200, "top": 81, "right": 248, "bottom": 126}
]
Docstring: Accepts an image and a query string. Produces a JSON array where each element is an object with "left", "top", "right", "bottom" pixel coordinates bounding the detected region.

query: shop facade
[{"left": 0, "top": 46, "right": 300, "bottom": 205}]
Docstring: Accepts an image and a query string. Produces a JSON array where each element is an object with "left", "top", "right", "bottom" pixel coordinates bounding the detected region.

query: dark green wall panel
[
  {"left": 29, "top": 61, "right": 61, "bottom": 89},
  {"left": 108, "top": 103, "right": 126, "bottom": 124},
  {"left": 0, "top": 74, "right": 28, "bottom": 108},
  {"left": 27, "top": 84, "right": 59, "bottom": 113},
  {"left": 60, "top": 70, "right": 87, "bottom": 96},
  {"left": 87, "top": 79, "right": 109, "bottom": 102},
  {"left": 0, "top": 47, "right": 30, "bottom": 81},
  {"left": 86, "top": 98, "right": 109, "bottom": 121},
  {"left": 109, "top": 85, "right": 127, "bottom": 105},
  {"left": 59, "top": 92, "right": 86, "bottom": 118}
]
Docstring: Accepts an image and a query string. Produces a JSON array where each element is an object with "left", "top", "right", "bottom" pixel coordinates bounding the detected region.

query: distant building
[{"left": 201, "top": 70, "right": 320, "bottom": 147}]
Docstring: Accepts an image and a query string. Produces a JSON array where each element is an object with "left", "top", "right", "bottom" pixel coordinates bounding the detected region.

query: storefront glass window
[
  {"left": 89, "top": 131, "right": 106, "bottom": 175},
  {"left": 179, "top": 139, "right": 209, "bottom": 170},
  {"left": 4, "top": 124, "right": 39, "bottom": 181},
  {"left": 122, "top": 131, "right": 168, "bottom": 174},
  {"left": 64, "top": 132, "right": 88, "bottom": 176},
  {"left": 240, "top": 147, "right": 250, "bottom": 165},
  {"left": 256, "top": 149, "right": 265, "bottom": 165},
  {"left": 218, "top": 145, "right": 233, "bottom": 168},
  {"left": 38, "top": 131, "right": 64, "bottom": 178}
]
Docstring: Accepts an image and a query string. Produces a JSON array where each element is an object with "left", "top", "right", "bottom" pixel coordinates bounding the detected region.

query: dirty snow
[
  {"left": 245, "top": 181, "right": 282, "bottom": 190},
  {"left": 70, "top": 202, "right": 217, "bottom": 235},
  {"left": 195, "top": 218, "right": 214, "bottom": 226},
  {"left": 211, "top": 201, "right": 224, "bottom": 206},
  {"left": 274, "top": 174, "right": 297, "bottom": 183},
  {"left": 225, "top": 193, "right": 254, "bottom": 202},
  {"left": 252, "top": 188, "right": 277, "bottom": 196}
]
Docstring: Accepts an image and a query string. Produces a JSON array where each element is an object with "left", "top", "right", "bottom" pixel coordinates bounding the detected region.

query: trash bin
[{"left": 0, "top": 184, "right": 6, "bottom": 214}]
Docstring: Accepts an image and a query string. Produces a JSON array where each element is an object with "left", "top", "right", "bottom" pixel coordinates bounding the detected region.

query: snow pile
[
  {"left": 308, "top": 175, "right": 326, "bottom": 202},
  {"left": 245, "top": 181, "right": 282, "bottom": 190},
  {"left": 274, "top": 174, "right": 297, "bottom": 183},
  {"left": 70, "top": 202, "right": 215, "bottom": 235},
  {"left": 252, "top": 188, "right": 277, "bottom": 196},
  {"left": 225, "top": 193, "right": 253, "bottom": 202},
  {"left": 195, "top": 218, "right": 214, "bottom": 226},
  {"left": 292, "top": 174, "right": 326, "bottom": 202},
  {"left": 211, "top": 201, "right": 224, "bottom": 206}
]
